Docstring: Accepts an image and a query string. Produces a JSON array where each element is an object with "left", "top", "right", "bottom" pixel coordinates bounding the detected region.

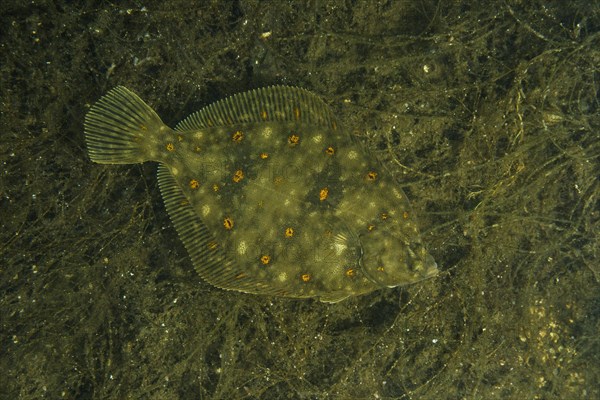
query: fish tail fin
[{"left": 84, "top": 86, "right": 166, "bottom": 164}]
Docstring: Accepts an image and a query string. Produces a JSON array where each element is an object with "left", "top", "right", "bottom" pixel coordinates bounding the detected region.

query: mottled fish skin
[{"left": 84, "top": 86, "right": 437, "bottom": 302}]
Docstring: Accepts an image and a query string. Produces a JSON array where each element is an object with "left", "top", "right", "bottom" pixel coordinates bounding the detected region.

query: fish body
[{"left": 84, "top": 86, "right": 437, "bottom": 302}]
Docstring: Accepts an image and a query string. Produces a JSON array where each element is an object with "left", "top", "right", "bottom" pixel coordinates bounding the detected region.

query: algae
[{"left": 1, "top": 1, "right": 598, "bottom": 398}]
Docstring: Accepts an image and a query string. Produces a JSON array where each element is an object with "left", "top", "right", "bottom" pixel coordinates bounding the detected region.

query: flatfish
[{"left": 84, "top": 86, "right": 437, "bottom": 302}]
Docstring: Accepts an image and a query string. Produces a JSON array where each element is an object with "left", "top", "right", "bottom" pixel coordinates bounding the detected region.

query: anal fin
[{"left": 156, "top": 164, "right": 290, "bottom": 297}]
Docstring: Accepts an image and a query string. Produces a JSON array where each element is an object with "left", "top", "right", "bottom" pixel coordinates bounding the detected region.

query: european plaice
[{"left": 84, "top": 86, "right": 437, "bottom": 302}]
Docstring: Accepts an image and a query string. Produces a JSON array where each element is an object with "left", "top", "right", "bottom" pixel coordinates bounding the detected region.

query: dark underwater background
[{"left": 1, "top": 1, "right": 598, "bottom": 398}]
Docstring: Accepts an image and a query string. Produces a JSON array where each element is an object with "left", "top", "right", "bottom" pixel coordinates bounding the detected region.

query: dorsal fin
[{"left": 175, "top": 85, "right": 337, "bottom": 131}]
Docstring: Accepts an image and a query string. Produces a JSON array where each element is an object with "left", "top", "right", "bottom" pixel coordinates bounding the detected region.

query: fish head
[{"left": 359, "top": 228, "right": 438, "bottom": 288}]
